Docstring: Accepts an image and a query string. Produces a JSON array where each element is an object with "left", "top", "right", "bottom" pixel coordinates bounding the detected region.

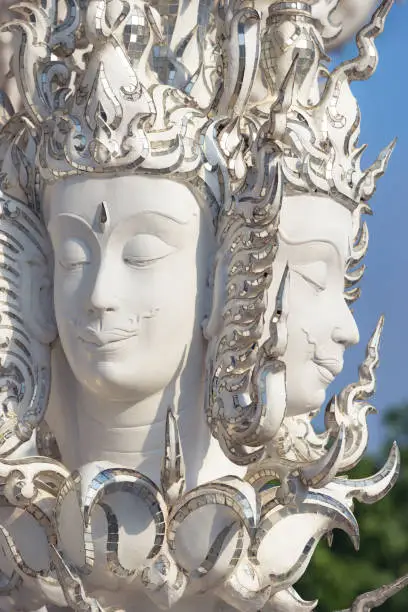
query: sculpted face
[
  {"left": 271, "top": 194, "right": 359, "bottom": 417},
  {"left": 44, "top": 173, "right": 357, "bottom": 429},
  {"left": 45, "top": 175, "right": 211, "bottom": 402}
]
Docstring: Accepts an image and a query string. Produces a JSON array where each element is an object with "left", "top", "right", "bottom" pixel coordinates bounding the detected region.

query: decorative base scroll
[{"left": 0, "top": 402, "right": 403, "bottom": 611}]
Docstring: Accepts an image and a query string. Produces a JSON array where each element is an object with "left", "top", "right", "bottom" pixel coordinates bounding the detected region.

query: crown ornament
[
  {"left": 258, "top": 0, "right": 395, "bottom": 209},
  {"left": 0, "top": 0, "right": 212, "bottom": 207},
  {"left": 0, "top": 0, "right": 394, "bottom": 213}
]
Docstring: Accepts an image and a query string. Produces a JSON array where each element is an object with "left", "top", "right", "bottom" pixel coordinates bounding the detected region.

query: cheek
[
  {"left": 126, "top": 254, "right": 200, "bottom": 328},
  {"left": 287, "top": 278, "right": 341, "bottom": 339},
  {"left": 53, "top": 268, "right": 88, "bottom": 316},
  {"left": 285, "top": 280, "right": 318, "bottom": 344}
]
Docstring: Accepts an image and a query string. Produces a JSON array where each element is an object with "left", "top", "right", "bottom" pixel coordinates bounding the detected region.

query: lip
[
  {"left": 313, "top": 358, "right": 343, "bottom": 385},
  {"left": 79, "top": 329, "right": 138, "bottom": 351}
]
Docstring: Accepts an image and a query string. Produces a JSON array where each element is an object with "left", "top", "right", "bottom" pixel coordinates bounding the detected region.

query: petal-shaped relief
[
  {"left": 215, "top": 483, "right": 360, "bottom": 610},
  {"left": 217, "top": 557, "right": 272, "bottom": 612},
  {"left": 141, "top": 551, "right": 188, "bottom": 610},
  {"left": 0, "top": 457, "right": 71, "bottom": 604},
  {"left": 161, "top": 408, "right": 186, "bottom": 506},
  {"left": 54, "top": 465, "right": 168, "bottom": 589},
  {"left": 327, "top": 442, "right": 400, "bottom": 508},
  {"left": 167, "top": 477, "right": 259, "bottom": 592},
  {"left": 250, "top": 487, "right": 360, "bottom": 592}
]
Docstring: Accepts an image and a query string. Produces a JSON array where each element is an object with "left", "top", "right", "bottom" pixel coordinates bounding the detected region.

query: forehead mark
[{"left": 97, "top": 201, "right": 110, "bottom": 233}]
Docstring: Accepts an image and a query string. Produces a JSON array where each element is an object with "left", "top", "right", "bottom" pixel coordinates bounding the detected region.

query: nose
[
  {"left": 331, "top": 300, "right": 360, "bottom": 347},
  {"left": 88, "top": 259, "right": 118, "bottom": 314}
]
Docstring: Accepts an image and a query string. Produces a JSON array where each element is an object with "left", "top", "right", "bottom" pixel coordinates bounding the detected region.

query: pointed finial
[{"left": 161, "top": 407, "right": 185, "bottom": 505}]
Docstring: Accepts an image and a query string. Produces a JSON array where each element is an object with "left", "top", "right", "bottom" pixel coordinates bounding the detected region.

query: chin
[
  {"left": 72, "top": 358, "right": 169, "bottom": 402},
  {"left": 306, "top": 387, "right": 327, "bottom": 414},
  {"left": 286, "top": 385, "right": 327, "bottom": 417}
]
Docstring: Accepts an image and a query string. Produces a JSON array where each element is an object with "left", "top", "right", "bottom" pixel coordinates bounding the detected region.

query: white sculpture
[{"left": 0, "top": 1, "right": 404, "bottom": 611}]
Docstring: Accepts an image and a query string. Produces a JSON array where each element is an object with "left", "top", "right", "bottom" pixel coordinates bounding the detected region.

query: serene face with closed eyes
[
  {"left": 45, "top": 175, "right": 212, "bottom": 402},
  {"left": 272, "top": 194, "right": 360, "bottom": 417}
]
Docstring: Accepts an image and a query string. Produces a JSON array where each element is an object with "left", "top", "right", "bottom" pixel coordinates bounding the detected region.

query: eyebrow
[
  {"left": 279, "top": 229, "right": 343, "bottom": 261},
  {"left": 48, "top": 208, "right": 195, "bottom": 233},
  {"left": 135, "top": 210, "right": 193, "bottom": 225}
]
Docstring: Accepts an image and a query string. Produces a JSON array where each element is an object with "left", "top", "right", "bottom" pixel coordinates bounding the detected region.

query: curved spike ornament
[
  {"left": 50, "top": 546, "right": 106, "bottom": 612},
  {"left": 330, "top": 442, "right": 400, "bottom": 506},
  {"left": 325, "top": 315, "right": 384, "bottom": 472},
  {"left": 266, "top": 586, "right": 318, "bottom": 611},
  {"left": 161, "top": 407, "right": 186, "bottom": 505}
]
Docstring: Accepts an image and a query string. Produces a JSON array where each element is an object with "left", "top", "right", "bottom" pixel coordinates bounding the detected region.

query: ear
[
  {"left": 19, "top": 209, "right": 57, "bottom": 345},
  {"left": 0, "top": 196, "right": 55, "bottom": 455},
  {"left": 21, "top": 254, "right": 57, "bottom": 344},
  {"left": 202, "top": 244, "right": 227, "bottom": 340},
  {"left": 0, "top": 197, "right": 57, "bottom": 345}
]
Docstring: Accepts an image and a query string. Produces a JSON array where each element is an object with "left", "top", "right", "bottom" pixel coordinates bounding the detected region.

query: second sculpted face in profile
[
  {"left": 45, "top": 175, "right": 213, "bottom": 405},
  {"left": 271, "top": 194, "right": 359, "bottom": 417}
]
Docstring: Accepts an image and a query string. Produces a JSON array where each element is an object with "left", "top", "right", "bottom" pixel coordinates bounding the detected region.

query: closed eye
[
  {"left": 123, "top": 234, "right": 175, "bottom": 268},
  {"left": 292, "top": 262, "right": 328, "bottom": 292},
  {"left": 123, "top": 254, "right": 170, "bottom": 268},
  {"left": 59, "top": 259, "right": 89, "bottom": 271},
  {"left": 58, "top": 239, "right": 90, "bottom": 271},
  {"left": 296, "top": 271, "right": 326, "bottom": 292}
]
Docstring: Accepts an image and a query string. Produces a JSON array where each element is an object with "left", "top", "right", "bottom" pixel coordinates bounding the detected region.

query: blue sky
[{"left": 321, "top": 2, "right": 408, "bottom": 454}]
